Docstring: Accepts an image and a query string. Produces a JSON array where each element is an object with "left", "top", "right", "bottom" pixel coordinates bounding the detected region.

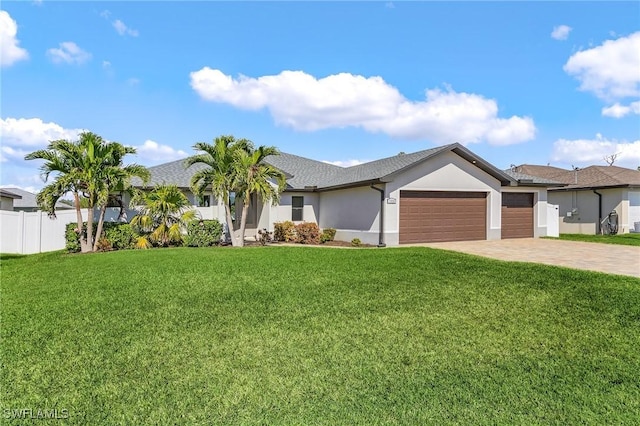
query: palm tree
[
  {"left": 130, "top": 184, "right": 198, "bottom": 247},
  {"left": 25, "top": 132, "right": 148, "bottom": 253},
  {"left": 232, "top": 145, "right": 286, "bottom": 247},
  {"left": 186, "top": 135, "right": 251, "bottom": 246}
]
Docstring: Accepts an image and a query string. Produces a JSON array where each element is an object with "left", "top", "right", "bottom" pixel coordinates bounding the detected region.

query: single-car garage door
[
  {"left": 399, "top": 191, "right": 487, "bottom": 243},
  {"left": 501, "top": 192, "right": 534, "bottom": 238}
]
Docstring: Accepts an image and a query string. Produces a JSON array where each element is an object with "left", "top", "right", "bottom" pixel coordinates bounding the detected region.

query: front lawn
[
  {"left": 1, "top": 247, "right": 639, "bottom": 424},
  {"left": 549, "top": 233, "right": 640, "bottom": 246}
]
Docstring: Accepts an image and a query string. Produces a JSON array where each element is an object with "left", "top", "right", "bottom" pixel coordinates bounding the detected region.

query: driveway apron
[{"left": 413, "top": 238, "right": 640, "bottom": 278}]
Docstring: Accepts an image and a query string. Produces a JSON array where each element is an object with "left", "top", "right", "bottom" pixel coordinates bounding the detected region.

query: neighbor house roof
[
  {"left": 135, "top": 143, "right": 534, "bottom": 192},
  {"left": 502, "top": 170, "right": 566, "bottom": 187},
  {"left": 0, "top": 189, "right": 22, "bottom": 199},
  {"left": 0, "top": 187, "right": 73, "bottom": 210},
  {"left": 513, "top": 164, "right": 640, "bottom": 191}
]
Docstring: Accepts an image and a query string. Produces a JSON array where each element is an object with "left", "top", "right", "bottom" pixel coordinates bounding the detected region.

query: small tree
[
  {"left": 25, "top": 132, "right": 148, "bottom": 253},
  {"left": 130, "top": 184, "right": 198, "bottom": 247}
]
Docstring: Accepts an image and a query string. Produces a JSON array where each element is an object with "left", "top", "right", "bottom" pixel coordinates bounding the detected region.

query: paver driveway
[{"left": 417, "top": 238, "right": 640, "bottom": 278}]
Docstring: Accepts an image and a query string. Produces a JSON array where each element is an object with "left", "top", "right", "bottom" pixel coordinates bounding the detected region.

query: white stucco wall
[
  {"left": 268, "top": 192, "right": 320, "bottom": 229},
  {"left": 385, "top": 151, "right": 504, "bottom": 245},
  {"left": 318, "top": 186, "right": 381, "bottom": 245}
]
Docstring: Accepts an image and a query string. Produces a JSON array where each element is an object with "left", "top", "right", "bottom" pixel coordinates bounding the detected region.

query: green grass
[
  {"left": 1, "top": 247, "right": 639, "bottom": 425},
  {"left": 548, "top": 233, "right": 640, "bottom": 246}
]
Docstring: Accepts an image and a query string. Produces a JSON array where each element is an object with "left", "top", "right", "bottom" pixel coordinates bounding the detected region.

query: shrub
[
  {"left": 66, "top": 222, "right": 142, "bottom": 252},
  {"left": 320, "top": 228, "right": 337, "bottom": 243},
  {"left": 104, "top": 223, "right": 137, "bottom": 250},
  {"left": 296, "top": 222, "right": 320, "bottom": 245},
  {"left": 65, "top": 223, "right": 82, "bottom": 253},
  {"left": 273, "top": 221, "right": 297, "bottom": 242},
  {"left": 257, "top": 228, "right": 272, "bottom": 246},
  {"left": 95, "top": 238, "right": 112, "bottom": 252},
  {"left": 351, "top": 238, "right": 362, "bottom": 247},
  {"left": 184, "top": 219, "right": 223, "bottom": 247}
]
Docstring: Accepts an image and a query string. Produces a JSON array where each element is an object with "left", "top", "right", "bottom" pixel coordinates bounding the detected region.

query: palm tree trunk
[
  {"left": 74, "top": 191, "right": 91, "bottom": 253},
  {"left": 224, "top": 202, "right": 240, "bottom": 246},
  {"left": 237, "top": 202, "right": 249, "bottom": 248},
  {"left": 93, "top": 204, "right": 108, "bottom": 251},
  {"left": 85, "top": 205, "right": 94, "bottom": 253}
]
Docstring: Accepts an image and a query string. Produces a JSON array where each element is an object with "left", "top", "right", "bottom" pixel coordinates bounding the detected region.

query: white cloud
[
  {"left": 601, "top": 101, "right": 640, "bottom": 118},
  {"left": 102, "top": 60, "right": 111, "bottom": 69},
  {"left": 564, "top": 32, "right": 640, "bottom": 101},
  {"left": 133, "top": 140, "right": 188, "bottom": 165},
  {"left": 127, "top": 77, "right": 140, "bottom": 86},
  {"left": 113, "top": 19, "right": 139, "bottom": 37},
  {"left": 46, "top": 42, "right": 91, "bottom": 65},
  {"left": 190, "top": 68, "right": 536, "bottom": 146},
  {"left": 0, "top": 117, "right": 84, "bottom": 147},
  {"left": 322, "top": 159, "right": 367, "bottom": 168},
  {"left": 0, "top": 146, "right": 30, "bottom": 163},
  {"left": 552, "top": 134, "right": 640, "bottom": 168},
  {"left": 551, "top": 25, "right": 572, "bottom": 41},
  {"left": 0, "top": 11, "right": 29, "bottom": 67}
]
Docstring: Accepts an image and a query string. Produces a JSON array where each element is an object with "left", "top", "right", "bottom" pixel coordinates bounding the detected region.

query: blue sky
[{"left": 2, "top": 1, "right": 639, "bottom": 192}]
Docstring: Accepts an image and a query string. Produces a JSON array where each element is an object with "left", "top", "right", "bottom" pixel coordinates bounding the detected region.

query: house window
[
  {"left": 292, "top": 196, "right": 304, "bottom": 221},
  {"left": 198, "top": 195, "right": 211, "bottom": 207}
]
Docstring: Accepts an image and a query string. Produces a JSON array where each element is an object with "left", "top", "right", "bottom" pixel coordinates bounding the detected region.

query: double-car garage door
[
  {"left": 399, "top": 191, "right": 487, "bottom": 243},
  {"left": 399, "top": 191, "right": 534, "bottom": 243}
]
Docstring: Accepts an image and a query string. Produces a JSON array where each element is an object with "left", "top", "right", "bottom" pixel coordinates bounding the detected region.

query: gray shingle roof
[
  {"left": 1, "top": 187, "right": 74, "bottom": 210},
  {"left": 130, "top": 159, "right": 205, "bottom": 188},
  {"left": 134, "top": 143, "right": 524, "bottom": 192},
  {"left": 503, "top": 170, "right": 566, "bottom": 186}
]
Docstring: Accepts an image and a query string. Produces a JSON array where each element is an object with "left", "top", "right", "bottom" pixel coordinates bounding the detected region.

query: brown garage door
[
  {"left": 399, "top": 191, "right": 487, "bottom": 243},
  {"left": 501, "top": 193, "right": 534, "bottom": 239}
]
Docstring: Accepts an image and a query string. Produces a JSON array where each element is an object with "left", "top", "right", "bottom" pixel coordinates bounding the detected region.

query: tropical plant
[
  {"left": 187, "top": 136, "right": 248, "bottom": 246},
  {"left": 25, "top": 132, "right": 149, "bottom": 253},
  {"left": 130, "top": 184, "right": 198, "bottom": 247},
  {"left": 187, "top": 135, "right": 285, "bottom": 247},
  {"left": 232, "top": 145, "right": 286, "bottom": 247}
]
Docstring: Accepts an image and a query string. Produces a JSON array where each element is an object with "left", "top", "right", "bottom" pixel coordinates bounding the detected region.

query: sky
[{"left": 1, "top": 1, "right": 639, "bottom": 193}]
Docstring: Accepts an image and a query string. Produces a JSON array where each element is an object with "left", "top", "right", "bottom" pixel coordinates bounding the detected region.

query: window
[
  {"left": 198, "top": 195, "right": 211, "bottom": 207},
  {"left": 292, "top": 196, "right": 304, "bottom": 221}
]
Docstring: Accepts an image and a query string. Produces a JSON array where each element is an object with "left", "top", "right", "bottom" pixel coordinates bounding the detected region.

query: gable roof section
[
  {"left": 514, "top": 164, "right": 640, "bottom": 190},
  {"left": 135, "top": 143, "right": 521, "bottom": 192}
]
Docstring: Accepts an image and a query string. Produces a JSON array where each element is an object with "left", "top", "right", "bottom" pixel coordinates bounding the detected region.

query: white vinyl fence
[
  {"left": 0, "top": 208, "right": 127, "bottom": 254},
  {"left": 1, "top": 206, "right": 222, "bottom": 255}
]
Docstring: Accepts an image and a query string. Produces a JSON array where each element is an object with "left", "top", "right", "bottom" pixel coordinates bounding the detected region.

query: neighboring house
[
  {"left": 0, "top": 187, "right": 74, "bottom": 212},
  {"left": 513, "top": 165, "right": 640, "bottom": 234},
  {"left": 1, "top": 189, "right": 22, "bottom": 211},
  {"left": 133, "top": 143, "right": 558, "bottom": 246}
]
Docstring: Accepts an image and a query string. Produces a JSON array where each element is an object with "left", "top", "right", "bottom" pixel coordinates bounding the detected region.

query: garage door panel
[
  {"left": 399, "top": 191, "right": 487, "bottom": 243},
  {"left": 502, "top": 193, "right": 534, "bottom": 239}
]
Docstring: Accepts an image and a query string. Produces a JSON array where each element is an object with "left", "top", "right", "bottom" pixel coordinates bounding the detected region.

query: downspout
[
  {"left": 593, "top": 189, "right": 602, "bottom": 235},
  {"left": 370, "top": 184, "right": 386, "bottom": 247}
]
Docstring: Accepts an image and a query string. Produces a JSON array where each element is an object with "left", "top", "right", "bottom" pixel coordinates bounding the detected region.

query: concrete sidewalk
[{"left": 412, "top": 238, "right": 640, "bottom": 278}]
